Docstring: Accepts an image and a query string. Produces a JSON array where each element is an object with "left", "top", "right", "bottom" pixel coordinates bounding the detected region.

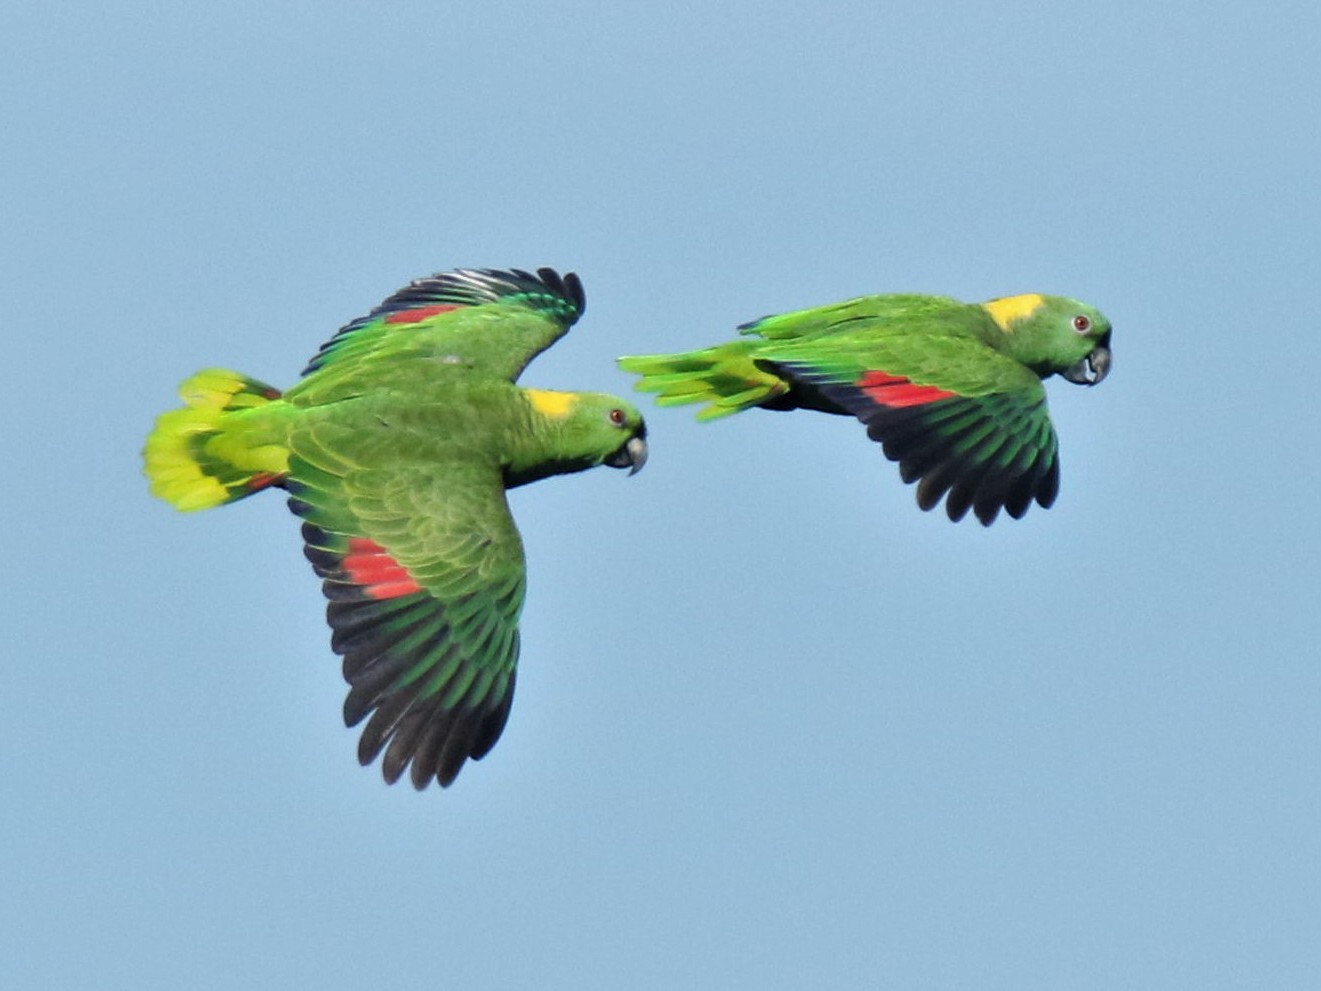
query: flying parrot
[
  {"left": 144, "top": 268, "right": 648, "bottom": 789},
  {"left": 618, "top": 291, "right": 1111, "bottom": 525}
]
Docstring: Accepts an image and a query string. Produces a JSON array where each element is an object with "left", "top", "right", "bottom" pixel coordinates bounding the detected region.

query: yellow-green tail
[
  {"left": 144, "top": 368, "right": 290, "bottom": 511},
  {"left": 617, "top": 344, "right": 788, "bottom": 421}
]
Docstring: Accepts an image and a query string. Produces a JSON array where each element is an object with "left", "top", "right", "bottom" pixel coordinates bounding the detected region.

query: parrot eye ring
[
  {"left": 608, "top": 408, "right": 627, "bottom": 426},
  {"left": 1072, "top": 314, "right": 1091, "bottom": 333}
]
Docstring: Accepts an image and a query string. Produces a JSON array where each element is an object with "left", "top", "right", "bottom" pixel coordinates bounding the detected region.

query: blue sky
[{"left": 5, "top": 1, "right": 1319, "bottom": 987}]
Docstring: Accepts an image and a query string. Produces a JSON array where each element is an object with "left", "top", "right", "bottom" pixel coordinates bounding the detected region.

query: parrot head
[
  {"left": 982, "top": 294, "right": 1113, "bottom": 386},
  {"left": 510, "top": 390, "right": 648, "bottom": 486}
]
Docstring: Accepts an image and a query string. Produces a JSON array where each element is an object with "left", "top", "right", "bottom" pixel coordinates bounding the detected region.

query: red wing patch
[
  {"left": 343, "top": 537, "right": 423, "bottom": 599},
  {"left": 245, "top": 472, "right": 284, "bottom": 493},
  {"left": 383, "top": 304, "right": 462, "bottom": 325},
  {"left": 859, "top": 370, "right": 957, "bottom": 408}
]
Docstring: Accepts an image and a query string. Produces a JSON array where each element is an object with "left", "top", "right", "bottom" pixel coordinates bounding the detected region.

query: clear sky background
[{"left": 4, "top": 1, "right": 1319, "bottom": 988}]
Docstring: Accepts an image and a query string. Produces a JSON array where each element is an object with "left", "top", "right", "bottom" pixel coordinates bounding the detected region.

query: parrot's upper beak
[
  {"left": 1061, "top": 338, "right": 1112, "bottom": 386},
  {"left": 605, "top": 432, "right": 648, "bottom": 475}
]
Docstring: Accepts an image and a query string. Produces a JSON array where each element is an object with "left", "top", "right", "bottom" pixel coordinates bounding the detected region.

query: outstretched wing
[
  {"left": 767, "top": 334, "right": 1060, "bottom": 525},
  {"left": 289, "top": 267, "right": 585, "bottom": 402},
  {"left": 286, "top": 451, "right": 526, "bottom": 789}
]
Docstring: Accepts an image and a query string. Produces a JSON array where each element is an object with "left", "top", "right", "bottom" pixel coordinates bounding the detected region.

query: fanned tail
[
  {"left": 144, "top": 368, "right": 290, "bottom": 511},
  {"left": 617, "top": 344, "right": 788, "bottom": 421}
]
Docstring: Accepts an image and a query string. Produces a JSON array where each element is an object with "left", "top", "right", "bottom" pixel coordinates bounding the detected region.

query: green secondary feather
[
  {"left": 144, "top": 268, "right": 648, "bottom": 789},
  {"left": 619, "top": 291, "right": 1112, "bottom": 525}
]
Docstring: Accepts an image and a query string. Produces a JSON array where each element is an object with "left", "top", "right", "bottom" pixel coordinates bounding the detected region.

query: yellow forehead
[
  {"left": 981, "top": 293, "right": 1046, "bottom": 332},
  {"left": 524, "top": 388, "right": 579, "bottom": 419}
]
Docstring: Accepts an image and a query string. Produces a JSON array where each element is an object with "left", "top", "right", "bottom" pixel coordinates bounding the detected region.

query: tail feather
[
  {"left": 144, "top": 369, "right": 289, "bottom": 511},
  {"left": 617, "top": 345, "right": 787, "bottom": 421}
]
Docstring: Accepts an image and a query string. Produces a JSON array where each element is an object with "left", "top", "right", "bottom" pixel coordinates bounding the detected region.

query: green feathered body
[
  {"left": 619, "top": 291, "right": 1112, "bottom": 525},
  {"left": 145, "top": 269, "right": 647, "bottom": 789}
]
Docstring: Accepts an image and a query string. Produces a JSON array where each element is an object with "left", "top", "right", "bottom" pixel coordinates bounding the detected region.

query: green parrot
[
  {"left": 144, "top": 268, "right": 648, "bottom": 789},
  {"left": 618, "top": 291, "right": 1111, "bottom": 525}
]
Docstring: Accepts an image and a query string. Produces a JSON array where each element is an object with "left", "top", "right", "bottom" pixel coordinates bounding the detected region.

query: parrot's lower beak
[
  {"left": 605, "top": 434, "right": 648, "bottom": 475},
  {"left": 1061, "top": 342, "right": 1112, "bottom": 386}
]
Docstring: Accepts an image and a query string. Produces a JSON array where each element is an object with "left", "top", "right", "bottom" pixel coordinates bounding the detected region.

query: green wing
[
  {"left": 765, "top": 331, "right": 1060, "bottom": 525},
  {"left": 287, "top": 450, "right": 526, "bottom": 789},
  {"left": 287, "top": 268, "right": 585, "bottom": 405}
]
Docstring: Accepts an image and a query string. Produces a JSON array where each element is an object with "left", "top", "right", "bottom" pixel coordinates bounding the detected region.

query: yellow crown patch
[
  {"left": 524, "top": 389, "right": 579, "bottom": 419},
  {"left": 981, "top": 294, "right": 1046, "bottom": 332}
]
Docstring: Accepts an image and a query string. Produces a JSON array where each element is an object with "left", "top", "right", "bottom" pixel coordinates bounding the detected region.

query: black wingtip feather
[
  {"left": 382, "top": 707, "right": 435, "bottom": 785},
  {"left": 357, "top": 693, "right": 409, "bottom": 766},
  {"left": 535, "top": 267, "right": 586, "bottom": 317},
  {"left": 436, "top": 708, "right": 483, "bottom": 788},
  {"left": 342, "top": 653, "right": 414, "bottom": 727},
  {"left": 915, "top": 472, "right": 951, "bottom": 511},
  {"left": 1041, "top": 458, "right": 1061, "bottom": 507},
  {"left": 409, "top": 712, "right": 457, "bottom": 790},
  {"left": 944, "top": 483, "right": 976, "bottom": 523},
  {"left": 470, "top": 667, "right": 516, "bottom": 760}
]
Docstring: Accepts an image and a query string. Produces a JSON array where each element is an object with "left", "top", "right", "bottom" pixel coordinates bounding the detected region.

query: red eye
[
  {"left": 608, "top": 408, "right": 626, "bottom": 426},
  {"left": 1073, "top": 315, "right": 1091, "bottom": 333}
]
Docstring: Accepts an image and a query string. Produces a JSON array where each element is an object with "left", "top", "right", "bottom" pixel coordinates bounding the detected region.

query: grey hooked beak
[
  {"left": 605, "top": 434, "right": 648, "bottom": 475},
  {"left": 1061, "top": 344, "right": 1112, "bottom": 386}
]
